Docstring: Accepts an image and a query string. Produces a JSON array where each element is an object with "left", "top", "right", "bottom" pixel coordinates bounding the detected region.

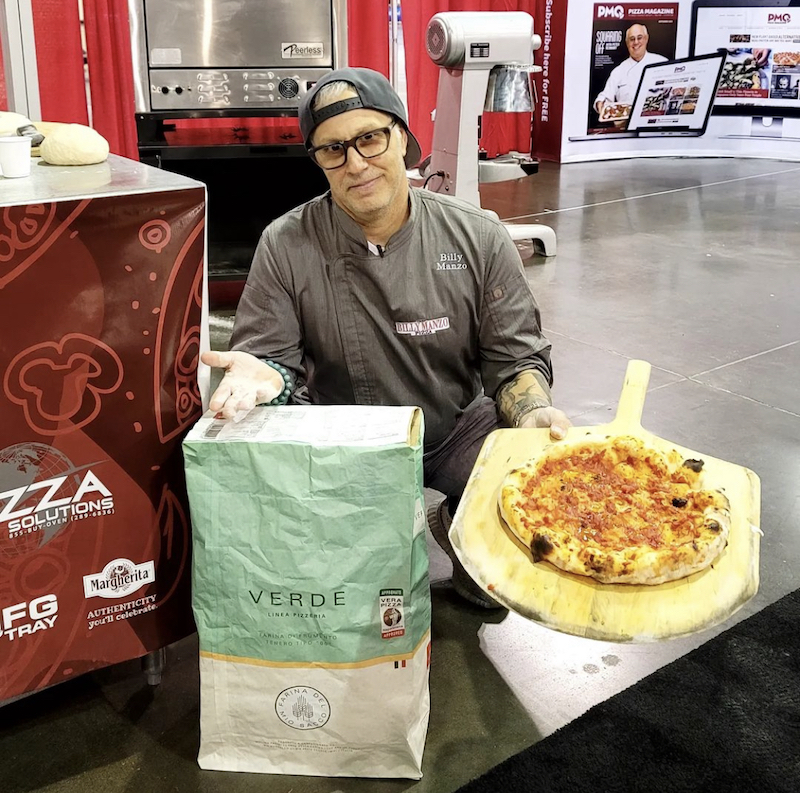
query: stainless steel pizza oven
[
  {"left": 127, "top": 0, "right": 346, "bottom": 307},
  {"left": 128, "top": 0, "right": 348, "bottom": 116}
]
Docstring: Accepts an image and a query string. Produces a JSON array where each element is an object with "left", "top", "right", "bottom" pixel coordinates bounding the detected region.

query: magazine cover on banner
[{"left": 588, "top": 3, "right": 679, "bottom": 134}]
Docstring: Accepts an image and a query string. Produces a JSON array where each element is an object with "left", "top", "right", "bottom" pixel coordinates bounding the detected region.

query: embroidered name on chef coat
[
  {"left": 395, "top": 317, "right": 451, "bottom": 336},
  {"left": 436, "top": 252, "right": 467, "bottom": 271}
]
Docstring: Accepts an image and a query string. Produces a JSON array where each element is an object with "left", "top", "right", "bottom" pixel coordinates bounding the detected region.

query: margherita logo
[
  {"left": 275, "top": 686, "right": 331, "bottom": 730},
  {"left": 282, "top": 42, "right": 324, "bottom": 58},
  {"left": 597, "top": 5, "right": 625, "bottom": 19},
  {"left": 768, "top": 13, "right": 791, "bottom": 23},
  {"left": 83, "top": 558, "right": 156, "bottom": 600}
]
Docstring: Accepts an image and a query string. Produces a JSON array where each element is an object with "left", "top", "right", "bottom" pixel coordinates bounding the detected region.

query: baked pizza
[
  {"left": 773, "top": 52, "right": 800, "bottom": 67},
  {"left": 498, "top": 436, "right": 731, "bottom": 585},
  {"left": 599, "top": 102, "right": 631, "bottom": 122}
]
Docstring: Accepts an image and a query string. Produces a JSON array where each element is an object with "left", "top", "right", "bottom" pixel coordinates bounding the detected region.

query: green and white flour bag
[{"left": 183, "top": 405, "right": 431, "bottom": 778}]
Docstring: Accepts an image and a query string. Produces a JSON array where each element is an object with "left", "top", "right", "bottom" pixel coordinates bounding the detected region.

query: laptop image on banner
[{"left": 569, "top": 52, "right": 726, "bottom": 142}]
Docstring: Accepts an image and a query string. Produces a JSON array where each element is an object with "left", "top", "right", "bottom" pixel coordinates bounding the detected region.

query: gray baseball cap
[{"left": 299, "top": 67, "right": 422, "bottom": 168}]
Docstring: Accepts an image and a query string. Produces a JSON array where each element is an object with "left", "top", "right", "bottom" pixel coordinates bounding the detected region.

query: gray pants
[{"left": 423, "top": 397, "right": 507, "bottom": 510}]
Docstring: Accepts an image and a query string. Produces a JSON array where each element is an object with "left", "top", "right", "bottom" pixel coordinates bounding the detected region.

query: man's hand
[
  {"left": 496, "top": 371, "right": 572, "bottom": 440},
  {"left": 516, "top": 406, "right": 572, "bottom": 440},
  {"left": 201, "top": 351, "right": 284, "bottom": 420},
  {"left": 752, "top": 48, "right": 770, "bottom": 67}
]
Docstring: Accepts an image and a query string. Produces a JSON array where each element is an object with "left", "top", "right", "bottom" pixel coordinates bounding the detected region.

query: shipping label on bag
[{"left": 183, "top": 405, "right": 431, "bottom": 780}]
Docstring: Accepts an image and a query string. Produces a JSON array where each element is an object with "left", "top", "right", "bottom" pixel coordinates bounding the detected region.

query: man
[
  {"left": 201, "top": 68, "right": 570, "bottom": 608},
  {"left": 594, "top": 24, "right": 667, "bottom": 116}
]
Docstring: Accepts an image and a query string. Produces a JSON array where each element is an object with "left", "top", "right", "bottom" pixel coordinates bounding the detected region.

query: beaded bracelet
[{"left": 262, "top": 360, "right": 293, "bottom": 406}]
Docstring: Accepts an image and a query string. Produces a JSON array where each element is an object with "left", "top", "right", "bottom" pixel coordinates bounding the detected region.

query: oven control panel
[{"left": 148, "top": 68, "right": 330, "bottom": 111}]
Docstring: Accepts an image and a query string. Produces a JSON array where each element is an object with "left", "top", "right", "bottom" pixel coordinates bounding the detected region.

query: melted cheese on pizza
[
  {"left": 499, "top": 436, "right": 731, "bottom": 585},
  {"left": 518, "top": 442, "right": 714, "bottom": 553}
]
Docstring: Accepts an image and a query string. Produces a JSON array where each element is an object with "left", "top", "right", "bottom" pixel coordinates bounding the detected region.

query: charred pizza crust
[{"left": 498, "top": 436, "right": 731, "bottom": 585}]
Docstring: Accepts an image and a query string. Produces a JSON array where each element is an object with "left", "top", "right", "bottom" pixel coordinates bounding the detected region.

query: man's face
[
  {"left": 311, "top": 105, "right": 409, "bottom": 226},
  {"left": 626, "top": 26, "right": 649, "bottom": 61}
]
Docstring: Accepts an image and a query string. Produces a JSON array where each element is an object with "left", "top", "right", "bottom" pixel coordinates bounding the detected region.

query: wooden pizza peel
[{"left": 448, "top": 360, "right": 761, "bottom": 642}]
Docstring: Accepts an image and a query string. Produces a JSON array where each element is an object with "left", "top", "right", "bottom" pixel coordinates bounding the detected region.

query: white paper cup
[{"left": 0, "top": 136, "right": 33, "bottom": 178}]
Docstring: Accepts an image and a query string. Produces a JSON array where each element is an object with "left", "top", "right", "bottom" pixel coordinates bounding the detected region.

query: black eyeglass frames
[{"left": 308, "top": 121, "right": 398, "bottom": 170}]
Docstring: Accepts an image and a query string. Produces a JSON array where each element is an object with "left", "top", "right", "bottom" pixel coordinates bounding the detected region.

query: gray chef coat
[{"left": 230, "top": 187, "right": 552, "bottom": 447}]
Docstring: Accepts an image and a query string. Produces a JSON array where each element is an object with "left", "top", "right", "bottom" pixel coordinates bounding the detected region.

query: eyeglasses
[{"left": 308, "top": 121, "right": 397, "bottom": 170}]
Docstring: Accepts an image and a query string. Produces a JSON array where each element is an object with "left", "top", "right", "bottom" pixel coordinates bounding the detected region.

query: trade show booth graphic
[
  {"left": 535, "top": 0, "right": 800, "bottom": 162},
  {"left": 0, "top": 160, "right": 205, "bottom": 702}
]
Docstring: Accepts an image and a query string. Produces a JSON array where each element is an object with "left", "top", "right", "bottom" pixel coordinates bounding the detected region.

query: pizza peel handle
[{"left": 612, "top": 359, "right": 652, "bottom": 433}]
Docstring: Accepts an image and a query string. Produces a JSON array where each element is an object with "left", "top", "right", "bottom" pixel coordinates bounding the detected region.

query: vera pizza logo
[
  {"left": 0, "top": 461, "right": 114, "bottom": 540},
  {"left": 83, "top": 559, "right": 156, "bottom": 600},
  {"left": 597, "top": 5, "right": 625, "bottom": 19},
  {"left": 275, "top": 686, "right": 331, "bottom": 730},
  {"left": 0, "top": 594, "right": 58, "bottom": 642},
  {"left": 380, "top": 588, "right": 405, "bottom": 639}
]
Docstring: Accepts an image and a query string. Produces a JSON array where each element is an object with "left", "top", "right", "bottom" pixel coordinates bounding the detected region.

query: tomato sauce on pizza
[{"left": 499, "top": 436, "right": 730, "bottom": 585}]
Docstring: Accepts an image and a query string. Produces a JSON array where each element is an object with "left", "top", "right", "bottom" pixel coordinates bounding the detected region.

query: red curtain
[
  {"left": 31, "top": 0, "right": 88, "bottom": 124},
  {"left": 348, "top": 0, "right": 390, "bottom": 74},
  {"left": 402, "top": 0, "right": 535, "bottom": 159},
  {"left": 0, "top": 35, "right": 6, "bottom": 110},
  {"left": 83, "top": 0, "right": 138, "bottom": 159}
]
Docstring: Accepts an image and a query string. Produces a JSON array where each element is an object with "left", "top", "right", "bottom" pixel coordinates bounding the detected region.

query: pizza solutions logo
[{"left": 0, "top": 466, "right": 115, "bottom": 540}]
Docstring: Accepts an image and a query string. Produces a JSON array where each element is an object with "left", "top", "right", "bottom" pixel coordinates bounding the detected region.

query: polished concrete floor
[{"left": 3, "top": 157, "right": 799, "bottom": 793}]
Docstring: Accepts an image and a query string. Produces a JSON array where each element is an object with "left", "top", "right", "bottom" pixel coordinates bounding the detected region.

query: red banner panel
[{"left": 0, "top": 188, "right": 204, "bottom": 700}]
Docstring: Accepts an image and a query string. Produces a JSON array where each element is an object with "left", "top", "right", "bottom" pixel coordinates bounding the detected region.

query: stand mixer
[{"left": 423, "top": 11, "right": 556, "bottom": 257}]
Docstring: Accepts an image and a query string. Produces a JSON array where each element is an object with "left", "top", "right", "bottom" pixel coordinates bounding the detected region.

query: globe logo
[{"left": 0, "top": 443, "right": 78, "bottom": 554}]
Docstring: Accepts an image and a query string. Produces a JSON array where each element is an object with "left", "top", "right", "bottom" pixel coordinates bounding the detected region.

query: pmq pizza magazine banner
[{"left": 588, "top": 3, "right": 680, "bottom": 134}]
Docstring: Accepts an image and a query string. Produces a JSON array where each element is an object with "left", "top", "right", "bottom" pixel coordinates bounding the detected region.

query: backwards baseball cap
[{"left": 299, "top": 67, "right": 422, "bottom": 169}]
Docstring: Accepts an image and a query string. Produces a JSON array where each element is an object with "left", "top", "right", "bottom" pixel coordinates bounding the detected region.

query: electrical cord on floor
[{"left": 423, "top": 171, "right": 445, "bottom": 190}]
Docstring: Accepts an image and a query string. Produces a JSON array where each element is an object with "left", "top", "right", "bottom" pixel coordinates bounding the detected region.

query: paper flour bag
[{"left": 183, "top": 405, "right": 431, "bottom": 779}]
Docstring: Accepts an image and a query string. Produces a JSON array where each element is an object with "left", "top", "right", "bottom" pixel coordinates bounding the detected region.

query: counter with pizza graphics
[{"left": 0, "top": 155, "right": 206, "bottom": 702}]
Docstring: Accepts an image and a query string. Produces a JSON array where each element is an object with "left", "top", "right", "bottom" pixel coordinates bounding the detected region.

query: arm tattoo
[{"left": 497, "top": 371, "right": 551, "bottom": 428}]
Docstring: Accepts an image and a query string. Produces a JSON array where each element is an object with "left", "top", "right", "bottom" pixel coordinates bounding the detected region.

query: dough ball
[
  {"left": 40, "top": 124, "right": 110, "bottom": 165},
  {"left": 0, "top": 111, "right": 33, "bottom": 137}
]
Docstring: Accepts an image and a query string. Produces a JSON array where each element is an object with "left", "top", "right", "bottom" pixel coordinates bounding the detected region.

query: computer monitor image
[
  {"left": 690, "top": 0, "right": 800, "bottom": 117},
  {"left": 626, "top": 52, "right": 727, "bottom": 135}
]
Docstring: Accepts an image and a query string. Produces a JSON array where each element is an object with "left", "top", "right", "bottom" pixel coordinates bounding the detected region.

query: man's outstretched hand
[{"left": 201, "top": 351, "right": 284, "bottom": 420}]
